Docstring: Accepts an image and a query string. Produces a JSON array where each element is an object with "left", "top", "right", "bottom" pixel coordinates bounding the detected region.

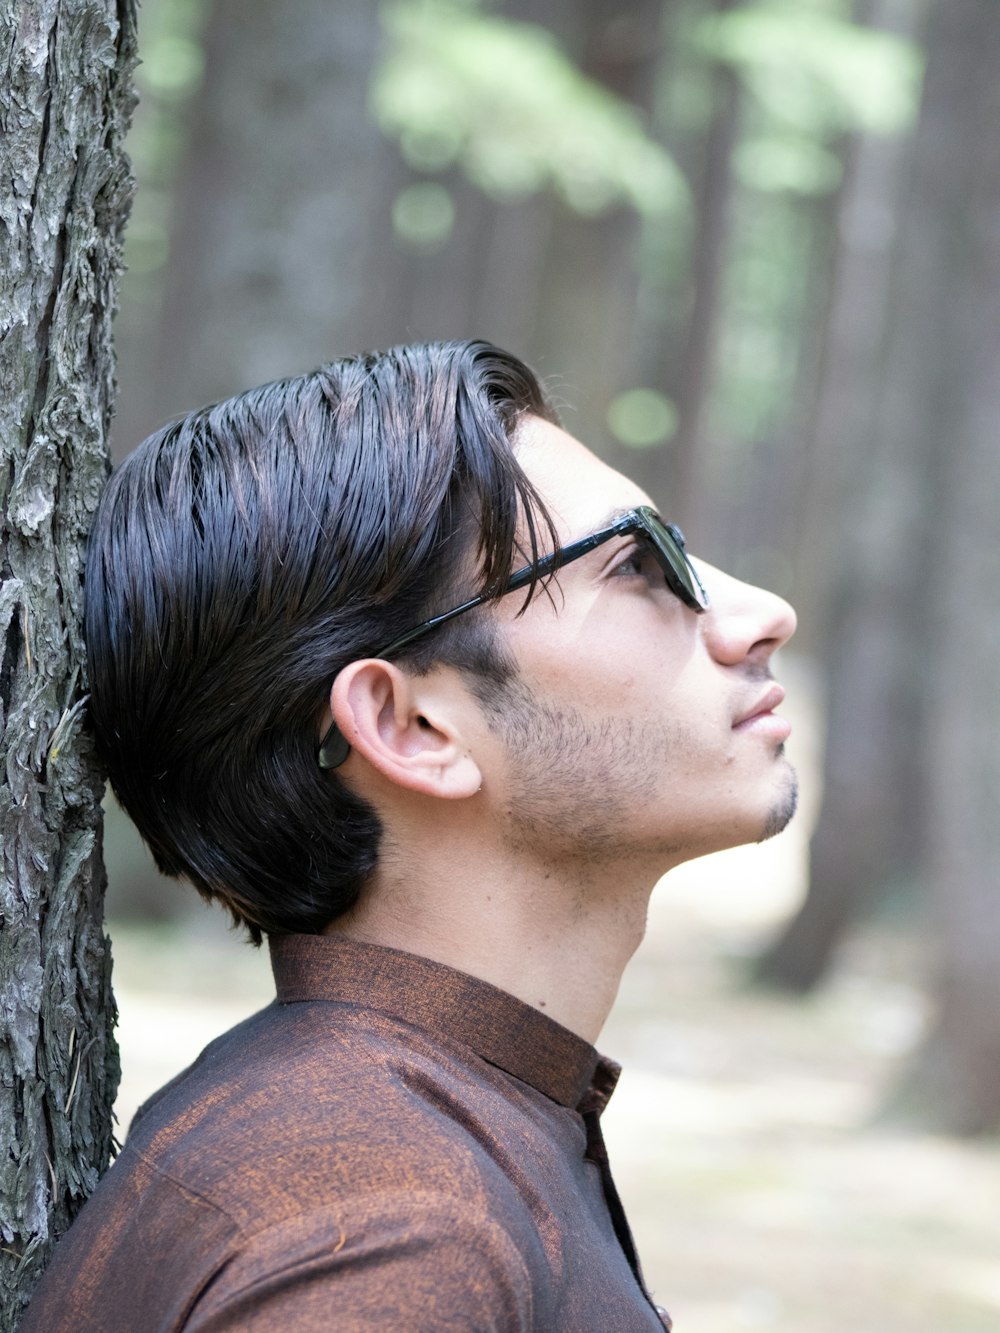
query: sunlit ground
[{"left": 107, "top": 654, "right": 1000, "bottom": 1333}]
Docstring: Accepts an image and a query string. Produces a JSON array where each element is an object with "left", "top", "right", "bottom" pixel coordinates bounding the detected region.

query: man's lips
[{"left": 732, "top": 683, "right": 789, "bottom": 734}]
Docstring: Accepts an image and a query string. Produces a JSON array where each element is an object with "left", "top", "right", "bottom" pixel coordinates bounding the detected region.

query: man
[{"left": 25, "top": 340, "right": 796, "bottom": 1330}]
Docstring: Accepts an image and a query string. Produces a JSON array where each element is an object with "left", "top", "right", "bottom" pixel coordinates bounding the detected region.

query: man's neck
[{"left": 325, "top": 847, "right": 666, "bottom": 1044}]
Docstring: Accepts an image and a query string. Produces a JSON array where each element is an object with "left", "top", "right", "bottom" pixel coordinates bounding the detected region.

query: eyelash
[{"left": 612, "top": 544, "right": 651, "bottom": 578}]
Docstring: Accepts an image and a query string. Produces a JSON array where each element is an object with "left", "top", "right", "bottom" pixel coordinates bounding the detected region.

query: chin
[{"left": 755, "top": 765, "right": 799, "bottom": 844}]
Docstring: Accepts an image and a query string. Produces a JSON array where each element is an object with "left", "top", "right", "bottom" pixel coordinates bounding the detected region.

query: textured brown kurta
[{"left": 24, "top": 934, "right": 671, "bottom": 1330}]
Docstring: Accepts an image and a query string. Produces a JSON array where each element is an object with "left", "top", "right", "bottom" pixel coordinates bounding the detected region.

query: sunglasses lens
[{"left": 643, "top": 514, "right": 709, "bottom": 610}]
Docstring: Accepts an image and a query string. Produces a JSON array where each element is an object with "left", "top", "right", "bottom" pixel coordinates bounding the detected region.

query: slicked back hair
[{"left": 85, "top": 340, "right": 560, "bottom": 942}]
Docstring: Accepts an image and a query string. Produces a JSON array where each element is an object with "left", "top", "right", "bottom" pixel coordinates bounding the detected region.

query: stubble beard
[
  {"left": 756, "top": 750, "right": 799, "bottom": 844},
  {"left": 476, "top": 674, "right": 683, "bottom": 865},
  {"left": 477, "top": 673, "right": 799, "bottom": 867}
]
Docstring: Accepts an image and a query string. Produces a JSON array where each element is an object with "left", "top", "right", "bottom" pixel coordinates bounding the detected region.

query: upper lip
[{"left": 733, "top": 683, "right": 785, "bottom": 727}]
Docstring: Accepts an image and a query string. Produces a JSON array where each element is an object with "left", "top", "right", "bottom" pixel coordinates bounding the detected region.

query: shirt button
[{"left": 654, "top": 1305, "right": 673, "bottom": 1330}]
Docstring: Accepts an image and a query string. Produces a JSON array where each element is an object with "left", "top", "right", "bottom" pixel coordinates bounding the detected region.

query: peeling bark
[{"left": 0, "top": 1, "right": 135, "bottom": 1322}]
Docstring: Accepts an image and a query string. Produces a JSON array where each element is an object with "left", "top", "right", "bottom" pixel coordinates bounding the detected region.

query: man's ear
[{"left": 329, "top": 660, "right": 482, "bottom": 799}]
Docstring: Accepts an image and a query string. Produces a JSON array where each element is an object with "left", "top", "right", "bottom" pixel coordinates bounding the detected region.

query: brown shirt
[{"left": 23, "top": 934, "right": 671, "bottom": 1330}]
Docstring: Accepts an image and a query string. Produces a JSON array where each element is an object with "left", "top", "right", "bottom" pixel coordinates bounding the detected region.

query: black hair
[{"left": 85, "top": 340, "right": 560, "bottom": 942}]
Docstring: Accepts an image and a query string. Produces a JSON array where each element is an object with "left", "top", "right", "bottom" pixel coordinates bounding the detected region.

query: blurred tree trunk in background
[
  {"left": 0, "top": 0, "right": 134, "bottom": 1320},
  {"left": 887, "top": 0, "right": 1000, "bottom": 1134},
  {"left": 512, "top": 0, "right": 666, "bottom": 446},
  {"left": 756, "top": 0, "right": 918, "bottom": 991},
  {"left": 760, "top": 0, "right": 1000, "bottom": 1135},
  {"left": 138, "top": 0, "right": 390, "bottom": 427},
  {"left": 364, "top": 0, "right": 670, "bottom": 430},
  {"left": 662, "top": 0, "right": 739, "bottom": 533}
]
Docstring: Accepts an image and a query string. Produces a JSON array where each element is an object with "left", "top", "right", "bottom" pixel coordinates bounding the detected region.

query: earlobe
[{"left": 330, "top": 661, "right": 482, "bottom": 799}]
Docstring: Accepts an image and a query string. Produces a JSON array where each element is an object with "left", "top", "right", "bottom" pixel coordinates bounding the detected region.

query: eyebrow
[{"left": 569, "top": 504, "right": 660, "bottom": 545}]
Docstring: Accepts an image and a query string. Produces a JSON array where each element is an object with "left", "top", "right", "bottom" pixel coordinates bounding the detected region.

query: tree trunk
[
  {"left": 754, "top": 0, "right": 921, "bottom": 992},
  {"left": 885, "top": 0, "right": 1000, "bottom": 1133},
  {"left": 662, "top": 0, "right": 741, "bottom": 535},
  {"left": 128, "top": 0, "right": 560, "bottom": 446},
  {"left": 521, "top": 0, "right": 667, "bottom": 454},
  {"left": 0, "top": 0, "right": 135, "bottom": 1321},
  {"left": 144, "top": 0, "right": 389, "bottom": 427}
]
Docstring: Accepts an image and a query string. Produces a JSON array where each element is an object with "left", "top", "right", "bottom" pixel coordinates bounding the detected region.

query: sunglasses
[{"left": 318, "top": 506, "right": 708, "bottom": 769}]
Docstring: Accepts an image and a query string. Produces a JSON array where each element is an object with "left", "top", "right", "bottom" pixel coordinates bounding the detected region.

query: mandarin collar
[{"left": 269, "top": 933, "right": 620, "bottom": 1111}]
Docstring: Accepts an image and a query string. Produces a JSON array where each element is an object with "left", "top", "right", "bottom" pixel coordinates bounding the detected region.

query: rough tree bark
[{"left": 0, "top": 1, "right": 135, "bottom": 1323}]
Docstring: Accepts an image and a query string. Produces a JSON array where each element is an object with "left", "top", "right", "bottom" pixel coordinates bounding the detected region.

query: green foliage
[
  {"left": 372, "top": 0, "right": 688, "bottom": 217},
  {"left": 710, "top": 190, "right": 821, "bottom": 449},
  {"left": 392, "top": 182, "right": 456, "bottom": 250},
  {"left": 697, "top": 0, "right": 922, "bottom": 196},
  {"left": 607, "top": 389, "right": 678, "bottom": 449},
  {"left": 699, "top": 0, "right": 921, "bottom": 134},
  {"left": 139, "top": 27, "right": 205, "bottom": 97},
  {"left": 733, "top": 135, "right": 842, "bottom": 196},
  {"left": 123, "top": 0, "right": 208, "bottom": 285}
]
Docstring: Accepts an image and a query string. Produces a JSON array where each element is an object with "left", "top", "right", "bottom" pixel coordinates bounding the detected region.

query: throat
[{"left": 329, "top": 855, "right": 655, "bottom": 1044}]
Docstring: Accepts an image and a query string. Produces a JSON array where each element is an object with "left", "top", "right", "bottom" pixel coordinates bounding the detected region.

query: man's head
[
  {"left": 87, "top": 338, "right": 798, "bottom": 947},
  {"left": 85, "top": 340, "right": 560, "bottom": 941}
]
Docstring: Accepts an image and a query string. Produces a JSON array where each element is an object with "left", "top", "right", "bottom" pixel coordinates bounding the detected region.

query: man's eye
[{"left": 613, "top": 545, "right": 658, "bottom": 580}]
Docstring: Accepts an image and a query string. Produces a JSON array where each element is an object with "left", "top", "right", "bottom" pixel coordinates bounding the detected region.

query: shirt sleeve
[{"left": 185, "top": 1191, "right": 539, "bottom": 1332}]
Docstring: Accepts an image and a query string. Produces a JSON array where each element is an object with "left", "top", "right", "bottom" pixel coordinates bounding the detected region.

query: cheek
[{"left": 502, "top": 595, "right": 707, "bottom": 716}]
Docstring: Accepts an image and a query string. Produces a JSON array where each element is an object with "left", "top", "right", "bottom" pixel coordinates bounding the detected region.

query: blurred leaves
[
  {"left": 697, "top": 0, "right": 922, "bottom": 195},
  {"left": 698, "top": 0, "right": 921, "bottom": 133},
  {"left": 392, "top": 180, "right": 456, "bottom": 249},
  {"left": 139, "top": 30, "right": 205, "bottom": 95},
  {"left": 372, "top": 0, "right": 689, "bottom": 216},
  {"left": 123, "top": 0, "right": 207, "bottom": 284},
  {"left": 607, "top": 388, "right": 678, "bottom": 449}
]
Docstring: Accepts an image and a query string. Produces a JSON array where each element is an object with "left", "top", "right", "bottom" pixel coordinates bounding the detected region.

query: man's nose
[{"left": 695, "top": 562, "right": 797, "bottom": 667}]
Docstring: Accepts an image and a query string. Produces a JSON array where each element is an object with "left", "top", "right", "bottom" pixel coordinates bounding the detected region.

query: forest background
[{"left": 55, "top": 0, "right": 1000, "bottom": 1328}]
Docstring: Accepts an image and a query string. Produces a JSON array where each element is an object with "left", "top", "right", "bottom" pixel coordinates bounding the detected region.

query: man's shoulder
[
  {"left": 22, "top": 995, "right": 560, "bottom": 1331},
  {"left": 123, "top": 992, "right": 552, "bottom": 1232},
  {"left": 25, "top": 1122, "right": 545, "bottom": 1333}
]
